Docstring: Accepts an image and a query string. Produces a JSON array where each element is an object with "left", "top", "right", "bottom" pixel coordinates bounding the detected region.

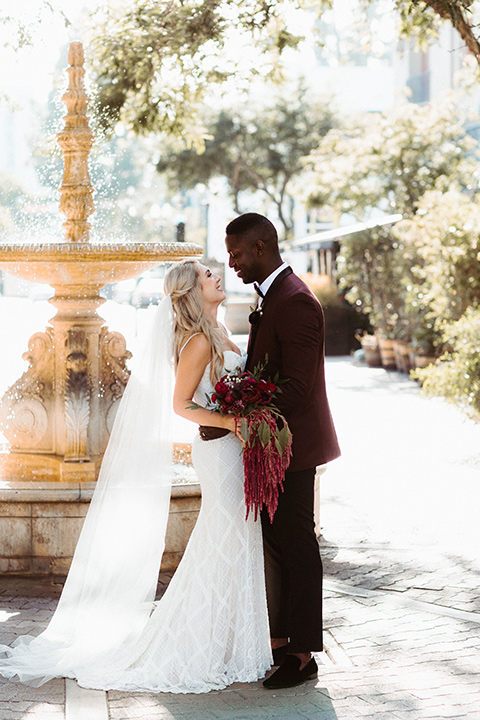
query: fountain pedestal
[{"left": 0, "top": 244, "right": 202, "bottom": 483}]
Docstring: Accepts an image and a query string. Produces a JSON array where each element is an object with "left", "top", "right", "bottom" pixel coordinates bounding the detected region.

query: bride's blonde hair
[{"left": 164, "top": 259, "right": 224, "bottom": 385}]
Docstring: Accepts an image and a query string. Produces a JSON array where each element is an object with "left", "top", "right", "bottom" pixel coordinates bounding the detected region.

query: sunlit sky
[
  {"left": 1, "top": 0, "right": 101, "bottom": 105},
  {"left": 1, "top": 0, "right": 396, "bottom": 109}
]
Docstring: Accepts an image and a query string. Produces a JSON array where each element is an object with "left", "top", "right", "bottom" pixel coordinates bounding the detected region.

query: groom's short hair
[{"left": 226, "top": 213, "right": 278, "bottom": 247}]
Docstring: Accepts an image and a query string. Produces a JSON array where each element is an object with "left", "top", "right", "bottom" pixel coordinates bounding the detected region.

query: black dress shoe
[
  {"left": 263, "top": 654, "right": 318, "bottom": 689},
  {"left": 272, "top": 644, "right": 289, "bottom": 666}
]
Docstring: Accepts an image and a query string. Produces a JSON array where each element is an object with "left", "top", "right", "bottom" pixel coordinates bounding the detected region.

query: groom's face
[{"left": 225, "top": 233, "right": 262, "bottom": 285}]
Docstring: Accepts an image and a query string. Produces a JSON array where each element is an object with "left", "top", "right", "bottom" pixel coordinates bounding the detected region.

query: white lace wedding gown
[{"left": 0, "top": 350, "right": 272, "bottom": 694}]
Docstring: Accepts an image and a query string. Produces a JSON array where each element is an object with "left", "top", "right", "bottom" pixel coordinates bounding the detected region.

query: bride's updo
[{"left": 164, "top": 260, "right": 224, "bottom": 384}]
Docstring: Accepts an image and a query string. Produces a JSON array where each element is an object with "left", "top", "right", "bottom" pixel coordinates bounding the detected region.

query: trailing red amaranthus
[{"left": 236, "top": 409, "right": 292, "bottom": 523}]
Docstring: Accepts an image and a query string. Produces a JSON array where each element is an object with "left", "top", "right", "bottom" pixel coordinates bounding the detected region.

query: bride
[{"left": 0, "top": 259, "right": 272, "bottom": 693}]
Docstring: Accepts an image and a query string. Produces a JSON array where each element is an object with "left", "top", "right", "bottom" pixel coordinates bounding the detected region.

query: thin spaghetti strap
[{"left": 179, "top": 332, "right": 202, "bottom": 355}]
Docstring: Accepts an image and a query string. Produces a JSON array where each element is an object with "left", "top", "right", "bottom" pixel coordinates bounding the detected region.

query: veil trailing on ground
[{"left": 0, "top": 296, "right": 176, "bottom": 686}]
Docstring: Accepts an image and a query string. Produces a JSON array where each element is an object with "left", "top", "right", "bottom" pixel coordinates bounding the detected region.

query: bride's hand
[
  {"left": 222, "top": 414, "right": 237, "bottom": 433},
  {"left": 223, "top": 414, "right": 244, "bottom": 441}
]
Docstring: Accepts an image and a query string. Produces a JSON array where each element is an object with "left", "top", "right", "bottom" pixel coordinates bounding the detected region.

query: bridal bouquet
[{"left": 204, "top": 359, "right": 292, "bottom": 523}]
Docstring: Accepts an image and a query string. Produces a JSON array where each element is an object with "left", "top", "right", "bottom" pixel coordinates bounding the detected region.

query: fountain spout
[
  {"left": 0, "top": 42, "right": 203, "bottom": 484},
  {"left": 57, "top": 42, "right": 95, "bottom": 242}
]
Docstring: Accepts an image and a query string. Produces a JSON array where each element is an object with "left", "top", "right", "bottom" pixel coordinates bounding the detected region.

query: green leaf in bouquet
[
  {"left": 278, "top": 425, "right": 290, "bottom": 452},
  {"left": 258, "top": 422, "right": 272, "bottom": 448},
  {"left": 252, "top": 354, "right": 269, "bottom": 380},
  {"left": 240, "top": 418, "right": 249, "bottom": 444}
]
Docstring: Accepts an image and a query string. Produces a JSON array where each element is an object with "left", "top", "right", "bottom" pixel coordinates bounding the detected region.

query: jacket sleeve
[{"left": 272, "top": 293, "right": 323, "bottom": 417}]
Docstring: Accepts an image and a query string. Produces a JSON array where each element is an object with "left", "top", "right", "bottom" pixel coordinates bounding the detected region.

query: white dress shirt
[{"left": 257, "top": 261, "right": 289, "bottom": 298}]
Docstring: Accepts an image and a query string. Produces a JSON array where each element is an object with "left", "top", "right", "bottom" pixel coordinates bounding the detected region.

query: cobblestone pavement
[{"left": 1, "top": 357, "right": 479, "bottom": 720}]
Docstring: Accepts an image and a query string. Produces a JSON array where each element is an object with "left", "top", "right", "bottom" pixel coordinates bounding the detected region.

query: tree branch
[{"left": 423, "top": 0, "right": 480, "bottom": 63}]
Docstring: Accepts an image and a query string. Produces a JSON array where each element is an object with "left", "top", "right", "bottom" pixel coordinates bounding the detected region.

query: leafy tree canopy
[
  {"left": 305, "top": 99, "right": 480, "bottom": 340},
  {"left": 303, "top": 99, "right": 479, "bottom": 219},
  {"left": 85, "top": 0, "right": 480, "bottom": 140},
  {"left": 2, "top": 1, "right": 480, "bottom": 140},
  {"left": 155, "top": 86, "right": 336, "bottom": 238},
  {"left": 394, "top": 188, "right": 480, "bottom": 325},
  {"left": 87, "top": 0, "right": 304, "bottom": 140}
]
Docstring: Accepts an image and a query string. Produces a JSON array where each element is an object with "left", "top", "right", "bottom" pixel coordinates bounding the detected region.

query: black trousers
[{"left": 260, "top": 467, "right": 323, "bottom": 653}]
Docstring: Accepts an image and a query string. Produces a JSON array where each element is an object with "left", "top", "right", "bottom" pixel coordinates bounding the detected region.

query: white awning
[{"left": 290, "top": 214, "right": 403, "bottom": 250}]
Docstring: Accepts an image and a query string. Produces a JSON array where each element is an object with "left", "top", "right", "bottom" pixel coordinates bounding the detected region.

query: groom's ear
[{"left": 254, "top": 240, "right": 265, "bottom": 256}]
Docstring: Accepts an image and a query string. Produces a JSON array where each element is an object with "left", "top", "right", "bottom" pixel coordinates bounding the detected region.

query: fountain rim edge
[{"left": 0, "top": 242, "right": 204, "bottom": 261}]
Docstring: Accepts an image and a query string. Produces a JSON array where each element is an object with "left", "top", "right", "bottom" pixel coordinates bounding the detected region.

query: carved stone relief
[
  {"left": 64, "top": 349, "right": 90, "bottom": 462},
  {"left": 100, "top": 329, "right": 132, "bottom": 442},
  {"left": 0, "top": 330, "right": 54, "bottom": 452}
]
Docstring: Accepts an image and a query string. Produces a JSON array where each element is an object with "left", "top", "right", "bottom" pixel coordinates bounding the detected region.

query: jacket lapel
[{"left": 247, "top": 266, "right": 293, "bottom": 357}]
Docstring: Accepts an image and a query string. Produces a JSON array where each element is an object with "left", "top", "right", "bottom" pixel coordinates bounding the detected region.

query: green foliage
[
  {"left": 85, "top": 0, "right": 480, "bottom": 142},
  {"left": 155, "top": 87, "right": 335, "bottom": 238},
  {"left": 405, "top": 0, "right": 480, "bottom": 60},
  {"left": 313, "top": 0, "right": 480, "bottom": 61},
  {"left": 413, "top": 307, "right": 480, "bottom": 421},
  {"left": 304, "top": 100, "right": 478, "bottom": 220},
  {"left": 394, "top": 189, "right": 480, "bottom": 328},
  {"left": 394, "top": 0, "right": 441, "bottom": 49},
  {"left": 305, "top": 100, "right": 479, "bottom": 341},
  {"left": 0, "top": 3, "right": 70, "bottom": 52},
  {"left": 87, "top": 0, "right": 302, "bottom": 140},
  {"left": 336, "top": 225, "right": 408, "bottom": 338}
]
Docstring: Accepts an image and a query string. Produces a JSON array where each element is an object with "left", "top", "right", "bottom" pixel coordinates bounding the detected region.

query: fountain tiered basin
[
  {"left": 0, "top": 42, "right": 203, "bottom": 574},
  {"left": 0, "top": 241, "right": 200, "bottom": 285}
]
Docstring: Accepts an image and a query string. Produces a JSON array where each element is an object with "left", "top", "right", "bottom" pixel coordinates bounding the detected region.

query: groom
[{"left": 225, "top": 213, "right": 340, "bottom": 689}]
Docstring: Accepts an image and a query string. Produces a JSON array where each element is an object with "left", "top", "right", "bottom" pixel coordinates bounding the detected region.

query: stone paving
[{"left": 1, "top": 357, "right": 480, "bottom": 719}]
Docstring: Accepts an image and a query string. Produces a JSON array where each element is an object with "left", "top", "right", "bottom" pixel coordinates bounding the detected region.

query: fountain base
[
  {"left": 0, "top": 452, "right": 98, "bottom": 483},
  {"left": 0, "top": 443, "right": 199, "bottom": 574},
  {"left": 0, "top": 476, "right": 201, "bottom": 575}
]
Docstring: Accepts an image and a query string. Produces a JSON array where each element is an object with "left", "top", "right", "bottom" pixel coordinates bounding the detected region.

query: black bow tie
[{"left": 254, "top": 283, "right": 264, "bottom": 298}]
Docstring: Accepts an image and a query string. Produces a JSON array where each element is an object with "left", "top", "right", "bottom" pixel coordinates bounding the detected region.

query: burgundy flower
[
  {"left": 215, "top": 380, "right": 229, "bottom": 396},
  {"left": 240, "top": 385, "right": 262, "bottom": 404},
  {"left": 224, "top": 390, "right": 234, "bottom": 405}
]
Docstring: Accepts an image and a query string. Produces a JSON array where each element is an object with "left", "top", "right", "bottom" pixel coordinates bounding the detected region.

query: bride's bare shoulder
[{"left": 179, "top": 332, "right": 211, "bottom": 360}]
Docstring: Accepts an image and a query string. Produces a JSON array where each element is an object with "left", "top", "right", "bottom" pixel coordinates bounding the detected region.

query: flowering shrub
[{"left": 413, "top": 308, "right": 480, "bottom": 421}]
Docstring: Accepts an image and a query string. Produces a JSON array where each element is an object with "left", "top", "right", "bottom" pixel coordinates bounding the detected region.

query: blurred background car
[{"left": 131, "top": 276, "right": 164, "bottom": 308}]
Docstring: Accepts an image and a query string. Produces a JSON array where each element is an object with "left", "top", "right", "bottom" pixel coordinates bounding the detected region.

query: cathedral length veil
[{"left": 0, "top": 296, "right": 176, "bottom": 686}]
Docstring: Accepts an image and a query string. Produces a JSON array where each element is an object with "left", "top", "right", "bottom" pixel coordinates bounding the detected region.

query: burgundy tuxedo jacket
[{"left": 246, "top": 269, "right": 340, "bottom": 472}]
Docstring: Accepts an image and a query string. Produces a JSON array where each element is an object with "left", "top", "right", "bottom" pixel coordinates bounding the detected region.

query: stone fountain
[{"left": 0, "top": 43, "right": 202, "bottom": 574}]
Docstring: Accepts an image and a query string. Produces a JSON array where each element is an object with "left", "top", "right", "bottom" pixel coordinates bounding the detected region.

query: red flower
[
  {"left": 240, "top": 384, "right": 262, "bottom": 404},
  {"left": 224, "top": 390, "right": 234, "bottom": 405},
  {"left": 215, "top": 380, "right": 229, "bottom": 396}
]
